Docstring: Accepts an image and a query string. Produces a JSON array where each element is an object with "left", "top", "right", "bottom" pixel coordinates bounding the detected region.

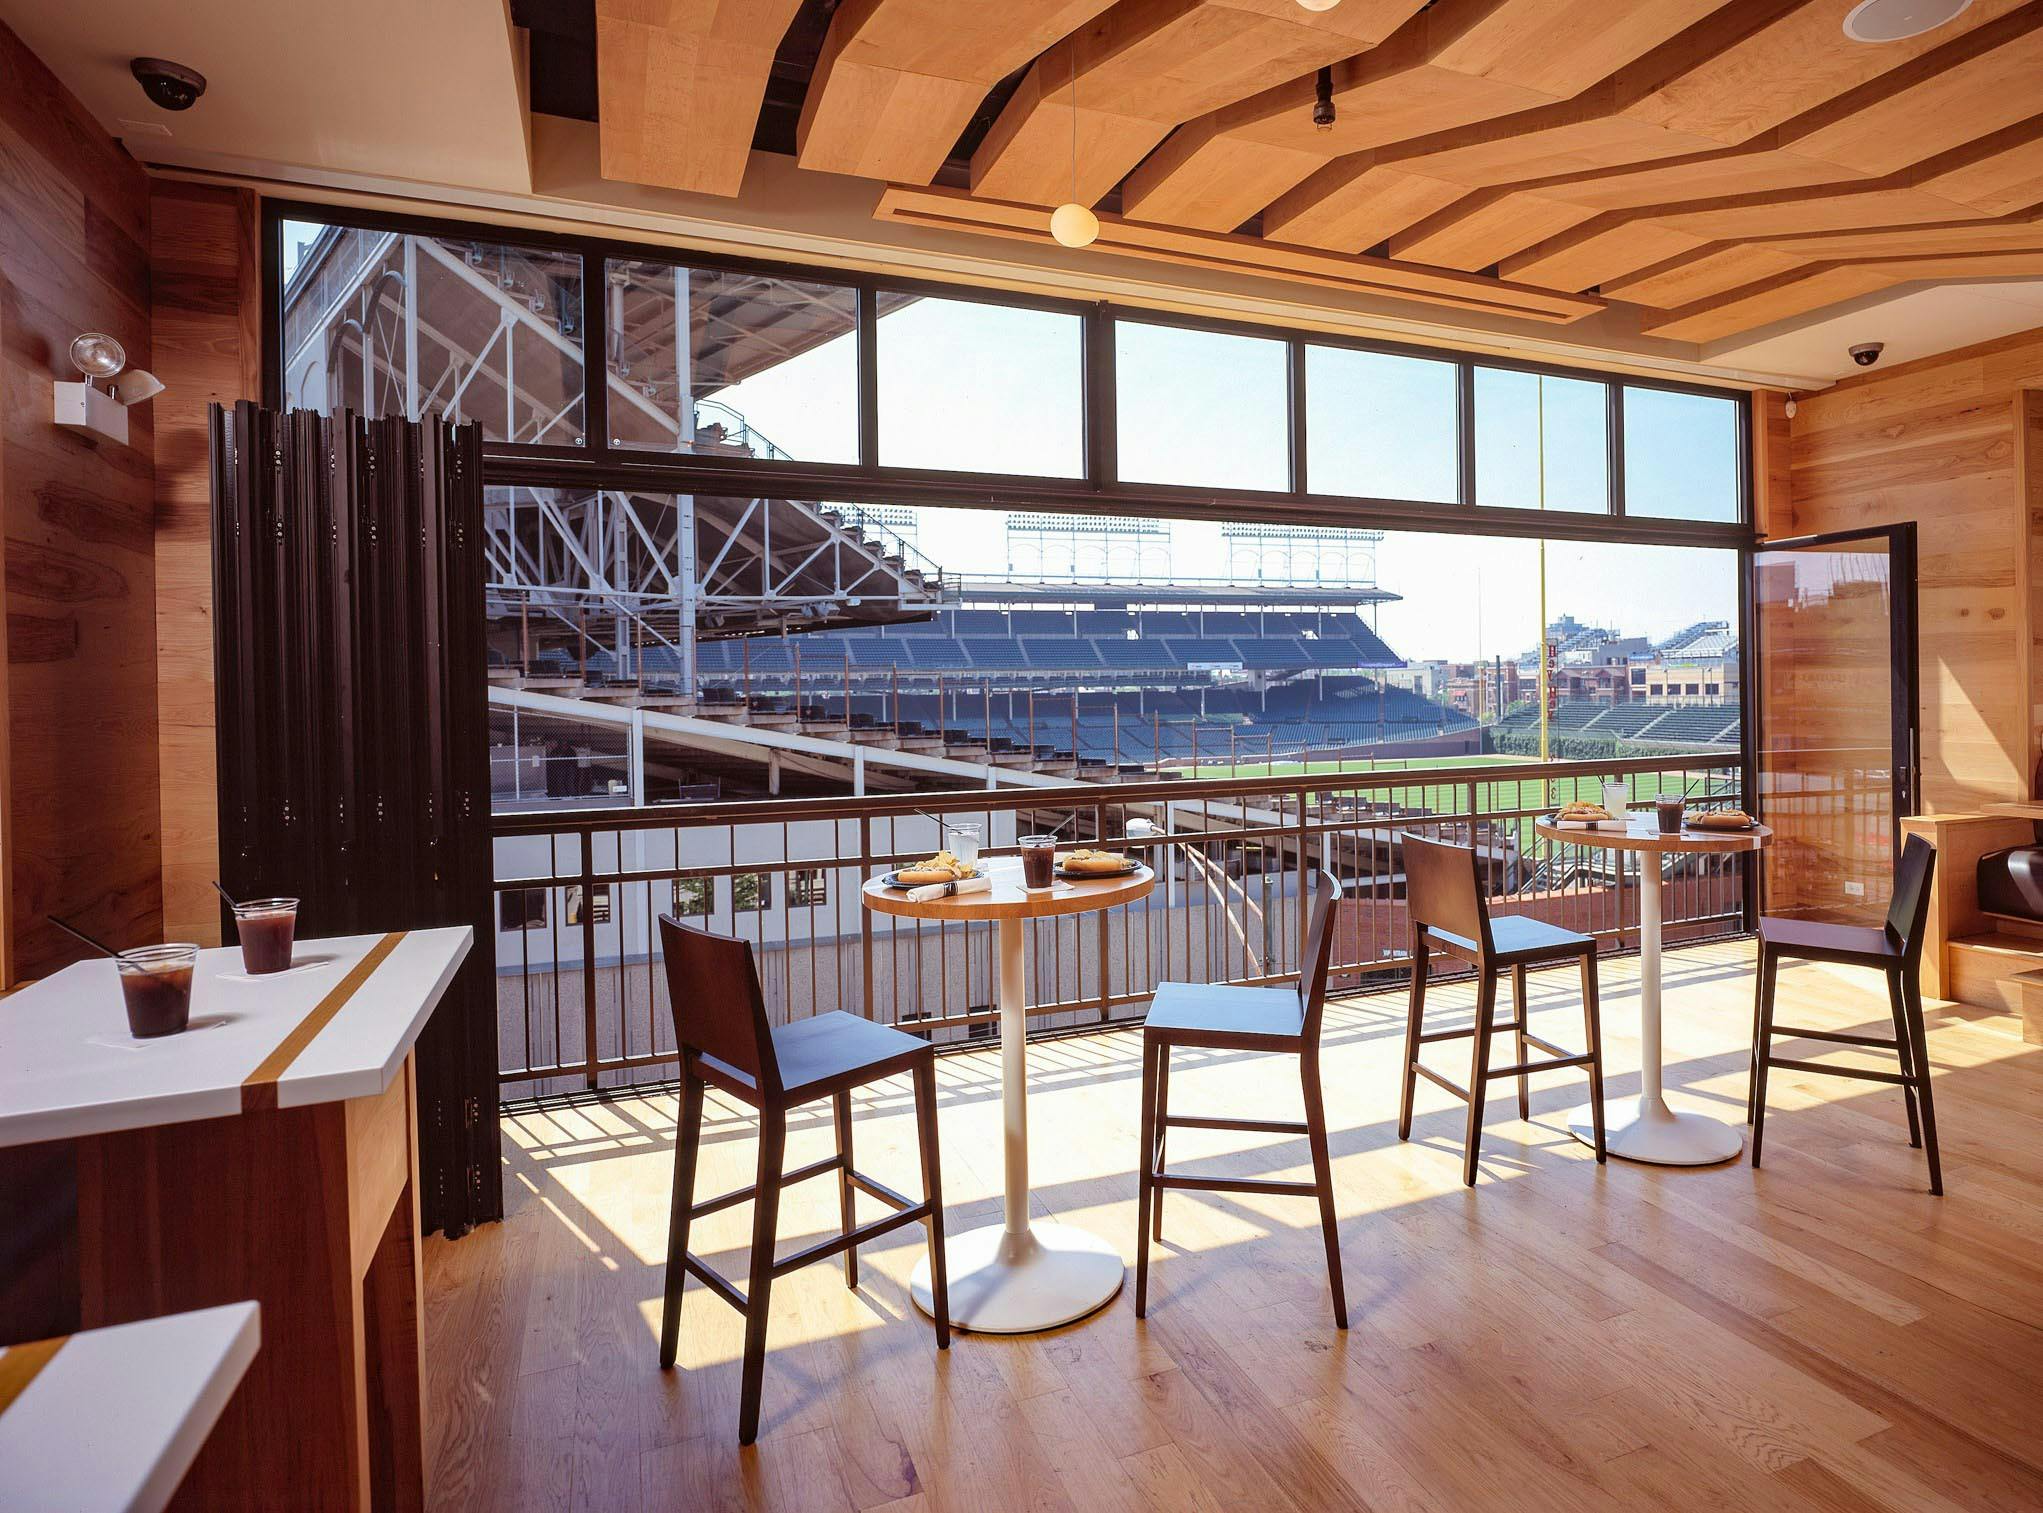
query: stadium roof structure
[{"left": 957, "top": 577, "right": 1399, "bottom": 609}]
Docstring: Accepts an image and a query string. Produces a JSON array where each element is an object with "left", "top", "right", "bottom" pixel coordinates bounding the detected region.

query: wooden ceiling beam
[
  {"left": 1503, "top": 116, "right": 2043, "bottom": 290},
  {"left": 968, "top": 0, "right": 1424, "bottom": 208},
  {"left": 1602, "top": 243, "right": 1817, "bottom": 308},
  {"left": 1642, "top": 251, "right": 2043, "bottom": 342},
  {"left": 872, "top": 183, "right": 1604, "bottom": 323},
  {"left": 1121, "top": 0, "right": 1726, "bottom": 235},
  {"left": 795, "top": 1, "right": 1118, "bottom": 184},
  {"left": 595, "top": 0, "right": 807, "bottom": 197},
  {"left": 1606, "top": 206, "right": 2043, "bottom": 306}
]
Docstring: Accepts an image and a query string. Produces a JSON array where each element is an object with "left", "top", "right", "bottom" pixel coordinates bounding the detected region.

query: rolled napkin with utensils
[{"left": 905, "top": 874, "right": 994, "bottom": 904}]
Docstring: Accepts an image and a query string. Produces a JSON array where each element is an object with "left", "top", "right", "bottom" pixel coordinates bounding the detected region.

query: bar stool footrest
[{"left": 1765, "top": 1054, "right": 1914, "bottom": 1087}]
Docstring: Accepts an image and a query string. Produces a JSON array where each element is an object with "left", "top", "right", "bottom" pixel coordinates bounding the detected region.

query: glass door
[{"left": 1753, "top": 525, "right": 1918, "bottom": 924}]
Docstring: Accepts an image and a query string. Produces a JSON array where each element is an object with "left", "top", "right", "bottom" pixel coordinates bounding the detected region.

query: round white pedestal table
[
  {"left": 1531, "top": 815, "right": 1771, "bottom": 1166},
  {"left": 860, "top": 860, "right": 1155, "bottom": 1332}
]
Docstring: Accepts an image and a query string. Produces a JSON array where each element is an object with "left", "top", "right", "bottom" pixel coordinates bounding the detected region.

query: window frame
[{"left": 264, "top": 198, "right": 1753, "bottom": 550}]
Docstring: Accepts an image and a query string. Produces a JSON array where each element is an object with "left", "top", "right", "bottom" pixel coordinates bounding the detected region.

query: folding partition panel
[{"left": 211, "top": 401, "right": 500, "bottom": 1234}]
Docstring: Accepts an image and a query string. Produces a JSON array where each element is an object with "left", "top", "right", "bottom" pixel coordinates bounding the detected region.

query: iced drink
[
  {"left": 1020, "top": 835, "right": 1056, "bottom": 890},
  {"left": 117, "top": 944, "right": 198, "bottom": 1038},
  {"left": 233, "top": 898, "right": 299, "bottom": 974}
]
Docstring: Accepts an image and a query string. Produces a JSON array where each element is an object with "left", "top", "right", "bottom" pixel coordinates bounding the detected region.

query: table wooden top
[
  {"left": 1533, "top": 815, "right": 1772, "bottom": 856},
  {"left": 861, "top": 858, "right": 1155, "bottom": 922}
]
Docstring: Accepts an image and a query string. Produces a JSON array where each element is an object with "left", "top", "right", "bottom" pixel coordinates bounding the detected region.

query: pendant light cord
[{"left": 1068, "top": 46, "right": 1081, "bottom": 204}]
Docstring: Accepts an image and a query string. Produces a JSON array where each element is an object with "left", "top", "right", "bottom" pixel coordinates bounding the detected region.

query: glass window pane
[
  {"left": 878, "top": 297, "right": 1084, "bottom": 476},
  {"left": 604, "top": 259, "right": 858, "bottom": 462},
  {"left": 1624, "top": 387, "right": 1741, "bottom": 522},
  {"left": 1114, "top": 321, "right": 1289, "bottom": 491},
  {"left": 281, "top": 219, "right": 585, "bottom": 445},
  {"left": 1474, "top": 367, "right": 1608, "bottom": 514},
  {"left": 1304, "top": 346, "right": 1458, "bottom": 503}
]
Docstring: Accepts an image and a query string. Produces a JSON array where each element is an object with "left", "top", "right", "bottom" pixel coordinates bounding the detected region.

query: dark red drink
[
  {"left": 117, "top": 945, "right": 198, "bottom": 1038},
  {"left": 233, "top": 899, "right": 298, "bottom": 974},
  {"left": 1656, "top": 796, "right": 1685, "bottom": 834},
  {"left": 1020, "top": 835, "right": 1057, "bottom": 890}
]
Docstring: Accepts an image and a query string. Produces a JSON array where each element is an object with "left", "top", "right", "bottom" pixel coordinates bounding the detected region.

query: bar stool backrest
[
  {"left": 1401, "top": 833, "right": 1490, "bottom": 959},
  {"left": 659, "top": 914, "right": 782, "bottom": 1097},
  {"left": 1884, "top": 834, "right": 1938, "bottom": 965},
  {"left": 1299, "top": 870, "right": 1343, "bottom": 1041}
]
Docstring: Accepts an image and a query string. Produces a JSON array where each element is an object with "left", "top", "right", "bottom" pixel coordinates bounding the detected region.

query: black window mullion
[
  {"left": 1288, "top": 338, "right": 1308, "bottom": 499},
  {"left": 1608, "top": 381, "right": 1626, "bottom": 519},
  {"left": 857, "top": 287, "right": 880, "bottom": 469},
  {"left": 1091, "top": 303, "right": 1116, "bottom": 490},
  {"left": 1456, "top": 361, "right": 1476, "bottom": 508},
  {"left": 583, "top": 239, "right": 608, "bottom": 454}
]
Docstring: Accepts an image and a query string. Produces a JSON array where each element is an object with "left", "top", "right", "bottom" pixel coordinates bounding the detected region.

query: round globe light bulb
[
  {"left": 1294, "top": 0, "right": 1343, "bottom": 11},
  {"left": 1050, "top": 202, "right": 1099, "bottom": 249},
  {"left": 69, "top": 332, "right": 127, "bottom": 380}
]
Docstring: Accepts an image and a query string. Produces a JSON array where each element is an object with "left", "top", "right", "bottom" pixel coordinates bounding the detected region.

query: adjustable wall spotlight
[{"left": 54, "top": 332, "right": 164, "bottom": 446}]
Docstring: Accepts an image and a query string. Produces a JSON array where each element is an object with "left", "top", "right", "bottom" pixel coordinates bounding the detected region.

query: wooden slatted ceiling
[
  {"left": 795, "top": 1, "right": 1119, "bottom": 183},
  {"left": 1261, "top": 0, "right": 2030, "bottom": 262},
  {"left": 1120, "top": 0, "right": 1729, "bottom": 234},
  {"left": 595, "top": 0, "right": 806, "bottom": 196},
  {"left": 1645, "top": 250, "right": 2043, "bottom": 341},
  {"left": 968, "top": 0, "right": 1426, "bottom": 207},
  {"left": 592, "top": 0, "right": 2043, "bottom": 346},
  {"left": 1487, "top": 11, "right": 2043, "bottom": 288}
]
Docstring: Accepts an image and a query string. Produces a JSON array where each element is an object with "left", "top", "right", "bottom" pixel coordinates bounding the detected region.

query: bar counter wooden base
[{"left": 76, "top": 1056, "right": 425, "bottom": 1511}]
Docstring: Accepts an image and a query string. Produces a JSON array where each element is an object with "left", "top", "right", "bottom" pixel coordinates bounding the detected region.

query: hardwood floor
[{"left": 423, "top": 940, "right": 2043, "bottom": 1512}]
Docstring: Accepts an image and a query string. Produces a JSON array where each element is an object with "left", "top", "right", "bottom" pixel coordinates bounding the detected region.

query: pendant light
[
  {"left": 1050, "top": 45, "right": 1098, "bottom": 249},
  {"left": 1295, "top": 0, "right": 1342, "bottom": 11}
]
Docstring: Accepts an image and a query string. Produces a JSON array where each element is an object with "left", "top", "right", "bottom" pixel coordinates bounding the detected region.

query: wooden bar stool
[
  {"left": 1398, "top": 833, "right": 1607, "bottom": 1186},
  {"left": 1136, "top": 870, "right": 1347, "bottom": 1326},
  {"left": 656, "top": 916, "right": 950, "bottom": 1445},
  {"left": 1749, "top": 833, "right": 1942, "bottom": 1194}
]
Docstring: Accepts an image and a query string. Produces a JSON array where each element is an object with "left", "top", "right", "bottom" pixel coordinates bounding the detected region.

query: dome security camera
[
  {"left": 1849, "top": 341, "right": 1885, "bottom": 368},
  {"left": 130, "top": 58, "right": 207, "bottom": 111}
]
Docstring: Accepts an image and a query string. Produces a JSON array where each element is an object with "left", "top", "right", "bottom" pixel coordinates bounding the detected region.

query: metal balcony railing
[{"left": 489, "top": 754, "right": 1750, "bottom": 1099}]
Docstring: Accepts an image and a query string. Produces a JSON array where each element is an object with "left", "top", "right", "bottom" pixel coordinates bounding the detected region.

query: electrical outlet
[{"left": 1843, "top": 880, "right": 1866, "bottom": 898}]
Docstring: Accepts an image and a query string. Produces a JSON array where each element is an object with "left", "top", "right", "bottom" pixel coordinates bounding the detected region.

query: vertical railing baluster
[{"left": 579, "top": 829, "right": 599, "bottom": 1090}]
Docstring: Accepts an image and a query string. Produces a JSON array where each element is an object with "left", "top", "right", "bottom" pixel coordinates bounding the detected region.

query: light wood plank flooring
[{"left": 424, "top": 940, "right": 2043, "bottom": 1511}]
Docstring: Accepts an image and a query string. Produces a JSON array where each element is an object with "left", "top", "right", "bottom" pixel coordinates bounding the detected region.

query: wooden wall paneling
[
  {"left": 0, "top": 292, "right": 10, "bottom": 990},
  {"left": 0, "top": 20, "right": 159, "bottom": 982},
  {"left": 1789, "top": 331, "right": 2043, "bottom": 815},
  {"left": 2019, "top": 386, "right": 2043, "bottom": 776},
  {"left": 150, "top": 180, "right": 261, "bottom": 948},
  {"left": 1752, "top": 389, "right": 1791, "bottom": 540}
]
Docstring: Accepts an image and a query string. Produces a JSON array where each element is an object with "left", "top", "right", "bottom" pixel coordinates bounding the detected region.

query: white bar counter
[
  {"left": 0, "top": 1304, "right": 260, "bottom": 1513},
  {"left": 0, "top": 929, "right": 470, "bottom": 1146},
  {"left": 0, "top": 928, "right": 471, "bottom": 1511}
]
